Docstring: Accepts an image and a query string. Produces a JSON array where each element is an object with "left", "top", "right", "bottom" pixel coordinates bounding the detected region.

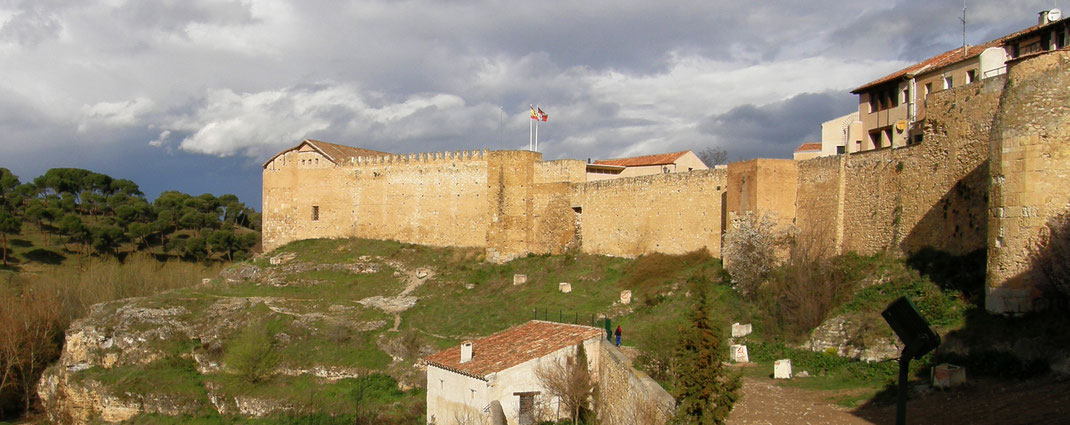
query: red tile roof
[
  {"left": 852, "top": 38, "right": 1006, "bottom": 94},
  {"left": 794, "top": 143, "right": 822, "bottom": 153},
  {"left": 424, "top": 321, "right": 604, "bottom": 380},
  {"left": 262, "top": 139, "right": 389, "bottom": 167},
  {"left": 594, "top": 151, "right": 690, "bottom": 167}
]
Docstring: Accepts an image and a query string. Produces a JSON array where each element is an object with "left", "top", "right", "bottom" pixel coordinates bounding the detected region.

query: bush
[
  {"left": 722, "top": 211, "right": 785, "bottom": 297},
  {"left": 225, "top": 323, "right": 281, "bottom": 384}
]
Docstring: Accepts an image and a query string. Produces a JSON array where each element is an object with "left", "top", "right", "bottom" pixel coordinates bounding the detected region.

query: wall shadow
[{"left": 899, "top": 161, "right": 988, "bottom": 257}]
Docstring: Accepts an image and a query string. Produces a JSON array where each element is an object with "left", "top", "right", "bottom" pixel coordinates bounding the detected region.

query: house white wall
[{"left": 426, "top": 335, "right": 603, "bottom": 425}]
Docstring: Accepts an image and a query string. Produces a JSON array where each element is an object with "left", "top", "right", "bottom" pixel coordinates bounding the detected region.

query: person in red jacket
[{"left": 615, "top": 325, "right": 622, "bottom": 347}]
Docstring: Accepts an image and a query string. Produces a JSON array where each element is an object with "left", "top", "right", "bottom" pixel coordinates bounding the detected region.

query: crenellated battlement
[{"left": 345, "top": 149, "right": 490, "bottom": 167}]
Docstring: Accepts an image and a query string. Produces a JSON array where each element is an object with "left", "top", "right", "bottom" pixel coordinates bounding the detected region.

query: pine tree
[{"left": 672, "top": 284, "right": 741, "bottom": 424}]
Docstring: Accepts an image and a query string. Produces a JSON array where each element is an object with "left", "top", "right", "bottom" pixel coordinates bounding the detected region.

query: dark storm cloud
[
  {"left": 700, "top": 91, "right": 858, "bottom": 159},
  {"left": 0, "top": 0, "right": 1055, "bottom": 209}
]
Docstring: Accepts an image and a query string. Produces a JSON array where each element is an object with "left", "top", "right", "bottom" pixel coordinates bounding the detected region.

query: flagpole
[
  {"left": 535, "top": 105, "right": 539, "bottom": 152},
  {"left": 529, "top": 105, "right": 533, "bottom": 151}
]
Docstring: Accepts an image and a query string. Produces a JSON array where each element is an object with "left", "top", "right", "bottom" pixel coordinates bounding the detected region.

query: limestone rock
[
  {"left": 620, "top": 290, "right": 632, "bottom": 304},
  {"left": 774, "top": 359, "right": 792, "bottom": 379},
  {"left": 513, "top": 274, "right": 528, "bottom": 285},
  {"left": 730, "top": 344, "right": 749, "bottom": 363},
  {"left": 269, "top": 252, "right": 297, "bottom": 265},
  {"left": 731, "top": 322, "right": 752, "bottom": 338},
  {"left": 559, "top": 282, "right": 572, "bottom": 293}
]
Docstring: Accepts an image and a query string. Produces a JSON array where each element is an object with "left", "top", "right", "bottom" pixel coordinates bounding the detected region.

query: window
[
  {"left": 869, "top": 94, "right": 878, "bottom": 113},
  {"left": 884, "top": 128, "right": 893, "bottom": 147},
  {"left": 913, "top": 134, "right": 924, "bottom": 145},
  {"left": 901, "top": 88, "right": 909, "bottom": 104},
  {"left": 966, "top": 69, "right": 977, "bottom": 84},
  {"left": 869, "top": 130, "right": 882, "bottom": 148},
  {"left": 836, "top": 146, "right": 846, "bottom": 154},
  {"left": 924, "top": 82, "right": 933, "bottom": 97},
  {"left": 943, "top": 75, "right": 953, "bottom": 89},
  {"left": 311, "top": 206, "right": 319, "bottom": 221}
]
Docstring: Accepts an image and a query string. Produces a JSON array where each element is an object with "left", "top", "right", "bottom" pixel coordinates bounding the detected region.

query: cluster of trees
[{"left": 0, "top": 167, "right": 260, "bottom": 264}]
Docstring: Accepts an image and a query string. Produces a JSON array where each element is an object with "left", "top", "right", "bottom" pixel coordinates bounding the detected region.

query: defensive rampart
[
  {"left": 262, "top": 50, "right": 1069, "bottom": 313},
  {"left": 987, "top": 50, "right": 1070, "bottom": 313}
]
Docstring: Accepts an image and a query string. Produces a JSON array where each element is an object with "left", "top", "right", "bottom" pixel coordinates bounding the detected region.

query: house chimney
[
  {"left": 1040, "top": 10, "right": 1050, "bottom": 25},
  {"left": 460, "top": 341, "right": 473, "bottom": 363}
]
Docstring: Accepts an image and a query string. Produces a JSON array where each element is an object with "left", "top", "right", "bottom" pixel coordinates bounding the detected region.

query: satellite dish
[{"left": 1049, "top": 9, "right": 1062, "bottom": 21}]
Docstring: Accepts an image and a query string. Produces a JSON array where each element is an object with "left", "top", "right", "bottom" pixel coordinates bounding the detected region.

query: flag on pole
[
  {"left": 530, "top": 106, "right": 539, "bottom": 120},
  {"left": 538, "top": 107, "right": 548, "bottom": 122}
]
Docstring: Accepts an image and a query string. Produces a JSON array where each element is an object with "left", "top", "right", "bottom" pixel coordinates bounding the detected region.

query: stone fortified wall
[
  {"left": 987, "top": 50, "right": 1070, "bottom": 313},
  {"left": 264, "top": 148, "right": 726, "bottom": 260},
  {"left": 596, "top": 340, "right": 674, "bottom": 424},
  {"left": 578, "top": 169, "right": 726, "bottom": 258},
  {"left": 262, "top": 50, "right": 1069, "bottom": 313}
]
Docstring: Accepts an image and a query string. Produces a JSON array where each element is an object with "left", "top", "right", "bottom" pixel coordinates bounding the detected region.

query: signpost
[{"left": 882, "top": 296, "right": 941, "bottom": 425}]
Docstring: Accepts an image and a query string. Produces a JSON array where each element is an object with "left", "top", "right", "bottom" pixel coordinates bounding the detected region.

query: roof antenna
[{"left": 961, "top": 0, "right": 968, "bottom": 57}]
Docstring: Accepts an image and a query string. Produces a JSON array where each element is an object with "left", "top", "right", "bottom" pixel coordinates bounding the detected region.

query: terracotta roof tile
[
  {"left": 794, "top": 143, "right": 822, "bottom": 153},
  {"left": 594, "top": 151, "right": 690, "bottom": 167},
  {"left": 424, "top": 321, "right": 604, "bottom": 380},
  {"left": 852, "top": 38, "right": 1006, "bottom": 93},
  {"left": 304, "top": 139, "right": 389, "bottom": 163},
  {"left": 262, "top": 139, "right": 389, "bottom": 168}
]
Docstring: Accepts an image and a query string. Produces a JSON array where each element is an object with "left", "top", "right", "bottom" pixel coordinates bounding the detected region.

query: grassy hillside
[{"left": 29, "top": 237, "right": 1067, "bottom": 423}]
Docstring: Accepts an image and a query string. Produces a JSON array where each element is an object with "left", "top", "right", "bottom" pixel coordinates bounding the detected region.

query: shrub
[
  {"left": 225, "top": 323, "right": 281, "bottom": 384},
  {"left": 722, "top": 211, "right": 784, "bottom": 297}
]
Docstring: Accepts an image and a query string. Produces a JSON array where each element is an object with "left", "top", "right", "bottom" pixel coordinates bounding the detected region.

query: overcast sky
[{"left": 0, "top": 0, "right": 1056, "bottom": 208}]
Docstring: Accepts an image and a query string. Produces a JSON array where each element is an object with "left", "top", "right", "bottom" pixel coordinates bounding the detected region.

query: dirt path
[
  {"left": 728, "top": 373, "right": 1070, "bottom": 425},
  {"left": 728, "top": 377, "right": 873, "bottom": 425}
]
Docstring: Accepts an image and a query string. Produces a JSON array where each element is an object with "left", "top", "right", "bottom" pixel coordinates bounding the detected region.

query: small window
[
  {"left": 924, "top": 83, "right": 932, "bottom": 96},
  {"left": 966, "top": 69, "right": 977, "bottom": 84},
  {"left": 913, "top": 134, "right": 924, "bottom": 145},
  {"left": 836, "top": 146, "right": 846, "bottom": 154},
  {"left": 943, "top": 76, "right": 953, "bottom": 89},
  {"left": 901, "top": 88, "right": 909, "bottom": 104},
  {"left": 869, "top": 95, "right": 878, "bottom": 113},
  {"left": 311, "top": 206, "right": 319, "bottom": 221}
]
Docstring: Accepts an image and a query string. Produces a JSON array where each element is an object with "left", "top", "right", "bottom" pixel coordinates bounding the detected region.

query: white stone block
[
  {"left": 730, "top": 344, "right": 749, "bottom": 363},
  {"left": 559, "top": 282, "right": 572, "bottom": 293},
  {"left": 201, "top": 278, "right": 211, "bottom": 285},
  {"left": 620, "top": 290, "right": 632, "bottom": 304},
  {"left": 774, "top": 359, "right": 792, "bottom": 379},
  {"left": 416, "top": 269, "right": 429, "bottom": 279},
  {"left": 731, "top": 322, "right": 752, "bottom": 338},
  {"left": 932, "top": 363, "right": 966, "bottom": 388},
  {"left": 513, "top": 274, "right": 528, "bottom": 285}
]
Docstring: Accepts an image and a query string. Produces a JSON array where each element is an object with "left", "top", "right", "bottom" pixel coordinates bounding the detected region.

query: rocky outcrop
[
  {"left": 38, "top": 256, "right": 414, "bottom": 424},
  {"left": 803, "top": 313, "right": 901, "bottom": 362}
]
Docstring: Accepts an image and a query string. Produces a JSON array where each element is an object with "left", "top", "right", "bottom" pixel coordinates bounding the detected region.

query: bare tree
[
  {"left": 697, "top": 147, "right": 729, "bottom": 167},
  {"left": 535, "top": 343, "right": 596, "bottom": 425},
  {"left": 722, "top": 211, "right": 786, "bottom": 297}
]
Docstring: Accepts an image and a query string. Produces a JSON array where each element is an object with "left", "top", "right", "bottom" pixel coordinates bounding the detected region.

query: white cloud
[{"left": 78, "top": 97, "right": 155, "bottom": 132}]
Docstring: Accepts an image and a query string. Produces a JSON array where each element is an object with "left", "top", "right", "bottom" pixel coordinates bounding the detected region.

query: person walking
[{"left": 615, "top": 325, "right": 622, "bottom": 347}]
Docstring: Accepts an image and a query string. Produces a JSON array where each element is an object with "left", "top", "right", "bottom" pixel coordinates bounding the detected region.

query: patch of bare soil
[
  {"left": 728, "top": 377, "right": 873, "bottom": 425},
  {"left": 729, "top": 374, "right": 1070, "bottom": 425},
  {"left": 851, "top": 376, "right": 1070, "bottom": 425}
]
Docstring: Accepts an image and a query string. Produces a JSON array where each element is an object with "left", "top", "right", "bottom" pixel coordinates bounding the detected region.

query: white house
[{"left": 424, "top": 321, "right": 605, "bottom": 425}]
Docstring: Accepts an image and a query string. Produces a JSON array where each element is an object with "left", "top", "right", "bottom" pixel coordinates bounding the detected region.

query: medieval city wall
[
  {"left": 987, "top": 50, "right": 1070, "bottom": 313},
  {"left": 725, "top": 159, "right": 798, "bottom": 230},
  {"left": 262, "top": 150, "right": 493, "bottom": 252},
  {"left": 596, "top": 340, "right": 674, "bottom": 425},
  {"left": 794, "top": 155, "right": 845, "bottom": 255},
  {"left": 576, "top": 169, "right": 726, "bottom": 258},
  {"left": 833, "top": 74, "right": 1003, "bottom": 256}
]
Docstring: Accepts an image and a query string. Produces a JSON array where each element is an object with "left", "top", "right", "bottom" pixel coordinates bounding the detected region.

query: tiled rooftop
[
  {"left": 794, "top": 143, "right": 822, "bottom": 152},
  {"left": 424, "top": 321, "right": 604, "bottom": 380},
  {"left": 852, "top": 38, "right": 1006, "bottom": 93},
  {"left": 594, "top": 151, "right": 690, "bottom": 167},
  {"left": 304, "top": 139, "right": 389, "bottom": 163}
]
